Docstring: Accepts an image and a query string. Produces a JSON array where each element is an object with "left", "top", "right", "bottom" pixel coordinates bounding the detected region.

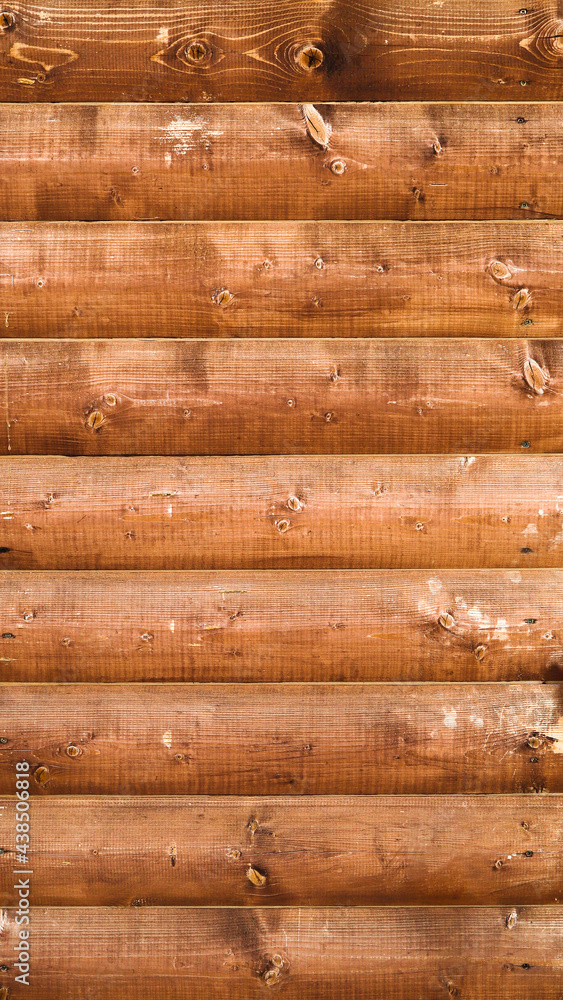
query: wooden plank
[
  {"left": 3, "top": 339, "right": 563, "bottom": 456},
  {"left": 1, "top": 104, "right": 562, "bottom": 222},
  {"left": 2, "top": 222, "right": 562, "bottom": 339},
  {"left": 0, "top": 683, "right": 560, "bottom": 795},
  {"left": 0, "top": 795, "right": 559, "bottom": 906},
  {"left": 0, "top": 456, "right": 562, "bottom": 569},
  {"left": 2, "top": 569, "right": 563, "bottom": 683},
  {"left": 0, "top": 906, "right": 561, "bottom": 998},
  {"left": 1, "top": 1, "right": 563, "bottom": 102}
]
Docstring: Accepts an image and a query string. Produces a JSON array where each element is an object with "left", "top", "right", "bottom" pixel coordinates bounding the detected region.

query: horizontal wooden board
[
  {"left": 2, "top": 222, "right": 563, "bottom": 339},
  {"left": 0, "top": 906, "right": 561, "bottom": 998},
  {"left": 1, "top": 1, "right": 563, "bottom": 102},
  {"left": 1, "top": 104, "right": 562, "bottom": 222},
  {"left": 0, "top": 456, "right": 562, "bottom": 569},
  {"left": 2, "top": 569, "right": 563, "bottom": 683},
  {"left": 1, "top": 795, "right": 559, "bottom": 906},
  {"left": 3, "top": 339, "right": 563, "bottom": 456},
  {"left": 0, "top": 683, "right": 561, "bottom": 795}
]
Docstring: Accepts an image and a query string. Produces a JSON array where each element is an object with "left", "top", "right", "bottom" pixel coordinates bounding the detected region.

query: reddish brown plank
[
  {"left": 1, "top": 1, "right": 563, "bottom": 102},
  {"left": 0, "top": 906, "right": 561, "bottom": 998},
  {"left": 1, "top": 569, "right": 563, "bottom": 682},
  {"left": 2, "top": 339, "right": 562, "bottom": 455},
  {"left": 1, "top": 222, "right": 561, "bottom": 339},
  {"left": 0, "top": 456, "right": 561, "bottom": 569},
  {"left": 0, "top": 795, "right": 559, "bottom": 906},
  {"left": 0, "top": 104, "right": 561, "bottom": 221},
  {"left": 0, "top": 683, "right": 560, "bottom": 795}
]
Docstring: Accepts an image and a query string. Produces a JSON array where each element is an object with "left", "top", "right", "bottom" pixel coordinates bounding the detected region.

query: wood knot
[
  {"left": 523, "top": 357, "right": 547, "bottom": 394},
  {"left": 295, "top": 44, "right": 324, "bottom": 71},
  {"left": 300, "top": 104, "right": 331, "bottom": 148},
  {"left": 34, "top": 765, "right": 51, "bottom": 786},
  {"left": 513, "top": 287, "right": 531, "bottom": 310},
  {"left": 432, "top": 138, "right": 443, "bottom": 155},
  {"left": 438, "top": 612, "right": 454, "bottom": 630},
  {"left": 488, "top": 259, "right": 512, "bottom": 282},
  {"left": 65, "top": 745, "right": 81, "bottom": 757},
  {"left": 287, "top": 496, "right": 302, "bottom": 511},
  {"left": 263, "top": 969, "right": 280, "bottom": 986},
  {"left": 213, "top": 288, "right": 233, "bottom": 308},
  {"left": 226, "top": 848, "right": 241, "bottom": 859},
  {"left": 506, "top": 909, "right": 518, "bottom": 929},
  {"left": 330, "top": 159, "right": 346, "bottom": 176},
  {"left": 0, "top": 10, "right": 15, "bottom": 29},
  {"left": 184, "top": 40, "right": 212, "bottom": 64},
  {"left": 473, "top": 644, "right": 487, "bottom": 661},
  {"left": 276, "top": 519, "right": 291, "bottom": 533},
  {"left": 527, "top": 735, "right": 541, "bottom": 749},
  {"left": 247, "top": 865, "right": 267, "bottom": 886},
  {"left": 86, "top": 410, "right": 104, "bottom": 430},
  {"left": 103, "top": 393, "right": 117, "bottom": 407}
]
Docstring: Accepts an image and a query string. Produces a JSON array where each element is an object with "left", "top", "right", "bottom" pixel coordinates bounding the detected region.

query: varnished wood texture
[
  {"left": 0, "top": 906, "right": 561, "bottom": 998},
  {"left": 2, "top": 222, "right": 562, "bottom": 339},
  {"left": 1, "top": 1, "right": 563, "bottom": 102},
  {"left": 0, "top": 456, "right": 562, "bottom": 569},
  {"left": 1, "top": 104, "right": 562, "bottom": 222},
  {"left": 2, "top": 569, "right": 563, "bottom": 683},
  {"left": 2, "top": 339, "right": 562, "bottom": 455},
  {"left": 0, "top": 683, "right": 561, "bottom": 795},
  {"left": 0, "top": 795, "right": 559, "bottom": 906}
]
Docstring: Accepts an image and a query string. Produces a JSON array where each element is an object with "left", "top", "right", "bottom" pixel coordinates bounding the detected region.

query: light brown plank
[
  {"left": 1, "top": 1, "right": 563, "bottom": 102},
  {"left": 1, "top": 104, "right": 561, "bottom": 222},
  {"left": 0, "top": 906, "right": 561, "bottom": 998},
  {"left": 3, "top": 339, "right": 562, "bottom": 455},
  {"left": 0, "top": 683, "right": 560, "bottom": 795},
  {"left": 1, "top": 570, "right": 563, "bottom": 682},
  {"left": 0, "top": 795, "right": 559, "bottom": 906},
  {"left": 0, "top": 456, "right": 562, "bottom": 569},
  {"left": 2, "top": 222, "right": 561, "bottom": 339}
]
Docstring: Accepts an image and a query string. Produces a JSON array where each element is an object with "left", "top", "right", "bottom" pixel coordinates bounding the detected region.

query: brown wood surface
[
  {"left": 2, "top": 222, "right": 562, "bottom": 339},
  {"left": 0, "top": 455, "right": 562, "bottom": 569},
  {"left": 0, "top": 794, "right": 560, "bottom": 907},
  {"left": 2, "top": 569, "right": 563, "bottom": 683},
  {"left": 1, "top": 1, "right": 563, "bottom": 102},
  {"left": 0, "top": 683, "right": 561, "bottom": 795},
  {"left": 3, "top": 338, "right": 563, "bottom": 455},
  {"left": 1, "top": 104, "right": 562, "bottom": 222},
  {"left": 0, "top": 906, "right": 561, "bottom": 998}
]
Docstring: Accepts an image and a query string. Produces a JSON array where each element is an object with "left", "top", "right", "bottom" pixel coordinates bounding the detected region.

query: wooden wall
[{"left": 0, "top": 2, "right": 562, "bottom": 997}]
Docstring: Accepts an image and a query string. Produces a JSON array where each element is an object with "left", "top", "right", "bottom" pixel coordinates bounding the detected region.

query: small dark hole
[
  {"left": 524, "top": 850, "right": 533, "bottom": 857},
  {"left": 524, "top": 618, "right": 536, "bottom": 623},
  {"left": 0, "top": 547, "right": 10, "bottom": 553},
  {"left": 529, "top": 757, "right": 539, "bottom": 762},
  {"left": 1, "top": 633, "right": 14, "bottom": 639},
  {"left": 516, "top": 116, "right": 526, "bottom": 123},
  {"left": 521, "top": 964, "right": 530, "bottom": 970},
  {"left": 521, "top": 441, "right": 530, "bottom": 448},
  {"left": 521, "top": 547, "right": 532, "bottom": 553}
]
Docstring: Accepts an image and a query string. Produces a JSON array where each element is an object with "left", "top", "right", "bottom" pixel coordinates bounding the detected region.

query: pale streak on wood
[
  {"left": 0, "top": 682, "right": 560, "bottom": 795},
  {"left": 0, "top": 795, "right": 559, "bottom": 906},
  {"left": 0, "top": 907, "right": 561, "bottom": 998},
  {"left": 1, "top": 339, "right": 562, "bottom": 455},
  {"left": 1, "top": 104, "right": 562, "bottom": 221}
]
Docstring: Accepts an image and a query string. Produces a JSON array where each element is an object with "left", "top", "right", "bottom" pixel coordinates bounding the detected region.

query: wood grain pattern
[
  {"left": 2, "top": 569, "right": 563, "bottom": 682},
  {"left": 1, "top": 104, "right": 561, "bottom": 222},
  {"left": 0, "top": 455, "right": 562, "bottom": 569},
  {"left": 1, "top": 1, "right": 563, "bottom": 102},
  {"left": 1, "top": 906, "right": 561, "bottom": 998},
  {"left": 2, "top": 338, "right": 562, "bottom": 455},
  {"left": 0, "top": 683, "right": 560, "bottom": 795},
  {"left": 3, "top": 222, "right": 562, "bottom": 339},
  {"left": 1, "top": 794, "right": 559, "bottom": 906}
]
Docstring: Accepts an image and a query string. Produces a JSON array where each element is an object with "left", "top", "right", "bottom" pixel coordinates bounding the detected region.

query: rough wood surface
[
  {"left": 0, "top": 456, "right": 562, "bottom": 569},
  {"left": 0, "top": 683, "right": 560, "bottom": 795},
  {"left": 2, "top": 569, "right": 563, "bottom": 682},
  {"left": 1, "top": 1, "right": 563, "bottom": 102},
  {"left": 0, "top": 794, "right": 559, "bottom": 906},
  {"left": 1, "top": 104, "right": 562, "bottom": 222},
  {"left": 2, "top": 222, "right": 562, "bottom": 339},
  {"left": 0, "top": 906, "right": 561, "bottom": 998},
  {"left": 3, "top": 339, "right": 563, "bottom": 455}
]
